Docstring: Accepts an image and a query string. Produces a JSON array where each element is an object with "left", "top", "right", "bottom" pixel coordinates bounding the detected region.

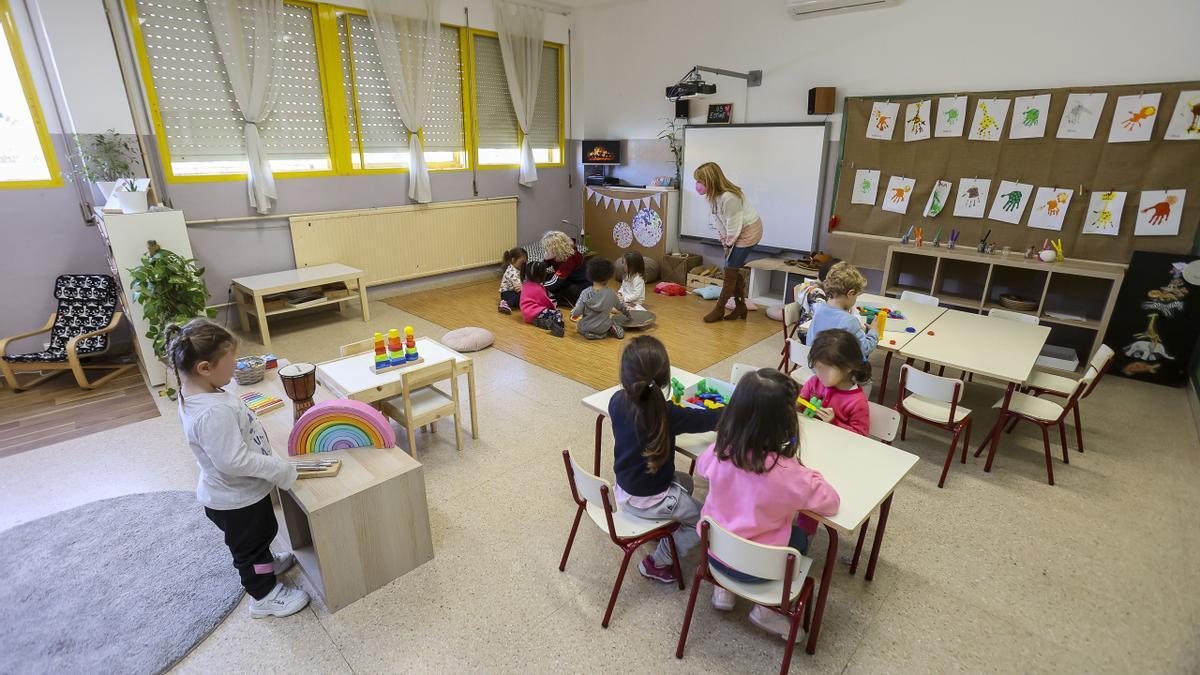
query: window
[
  {"left": 336, "top": 14, "right": 464, "bottom": 170},
  {"left": 134, "top": 0, "right": 330, "bottom": 177},
  {"left": 471, "top": 34, "right": 562, "bottom": 167},
  {"left": 0, "top": 0, "right": 61, "bottom": 188}
]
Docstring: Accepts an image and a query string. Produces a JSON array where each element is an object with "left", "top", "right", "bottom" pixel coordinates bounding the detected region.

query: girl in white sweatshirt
[
  {"left": 169, "top": 319, "right": 308, "bottom": 619},
  {"left": 618, "top": 251, "right": 647, "bottom": 310}
]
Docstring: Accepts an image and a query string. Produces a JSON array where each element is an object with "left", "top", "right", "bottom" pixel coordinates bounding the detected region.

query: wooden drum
[{"left": 279, "top": 362, "right": 317, "bottom": 421}]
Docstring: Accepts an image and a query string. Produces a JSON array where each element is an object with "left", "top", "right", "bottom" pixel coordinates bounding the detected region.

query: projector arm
[{"left": 692, "top": 65, "right": 763, "bottom": 87}]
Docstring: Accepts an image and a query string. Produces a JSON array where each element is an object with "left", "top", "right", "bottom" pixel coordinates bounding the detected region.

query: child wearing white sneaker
[
  {"left": 695, "top": 368, "right": 840, "bottom": 640},
  {"left": 168, "top": 319, "right": 310, "bottom": 619}
]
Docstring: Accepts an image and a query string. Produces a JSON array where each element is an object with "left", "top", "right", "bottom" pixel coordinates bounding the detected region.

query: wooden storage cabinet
[
  {"left": 885, "top": 252, "right": 937, "bottom": 296},
  {"left": 934, "top": 258, "right": 989, "bottom": 309}
]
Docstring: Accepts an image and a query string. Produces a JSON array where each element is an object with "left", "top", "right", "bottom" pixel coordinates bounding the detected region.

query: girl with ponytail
[
  {"left": 800, "top": 328, "right": 873, "bottom": 436},
  {"left": 608, "top": 336, "right": 722, "bottom": 584}
]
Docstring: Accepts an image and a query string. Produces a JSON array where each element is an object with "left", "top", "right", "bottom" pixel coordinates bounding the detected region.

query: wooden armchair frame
[{"left": 0, "top": 311, "right": 133, "bottom": 391}]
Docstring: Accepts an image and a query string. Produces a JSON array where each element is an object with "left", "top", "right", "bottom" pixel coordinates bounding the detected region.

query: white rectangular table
[
  {"left": 855, "top": 293, "right": 947, "bottom": 404},
  {"left": 899, "top": 309, "right": 1051, "bottom": 476},
  {"left": 581, "top": 368, "right": 919, "bottom": 655},
  {"left": 231, "top": 263, "right": 370, "bottom": 350},
  {"left": 317, "top": 337, "right": 478, "bottom": 440}
]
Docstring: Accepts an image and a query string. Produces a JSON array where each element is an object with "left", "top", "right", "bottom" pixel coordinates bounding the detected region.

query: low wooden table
[
  {"left": 231, "top": 263, "right": 370, "bottom": 349},
  {"left": 226, "top": 364, "right": 433, "bottom": 612}
]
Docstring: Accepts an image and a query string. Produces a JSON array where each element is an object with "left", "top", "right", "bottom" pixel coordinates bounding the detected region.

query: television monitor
[{"left": 582, "top": 140, "right": 621, "bottom": 165}]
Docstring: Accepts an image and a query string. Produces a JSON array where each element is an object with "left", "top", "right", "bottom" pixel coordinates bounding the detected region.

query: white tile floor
[{"left": 3, "top": 299, "right": 1199, "bottom": 673}]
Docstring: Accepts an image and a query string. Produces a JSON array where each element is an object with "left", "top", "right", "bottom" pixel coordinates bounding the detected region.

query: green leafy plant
[
  {"left": 128, "top": 242, "right": 215, "bottom": 396},
  {"left": 73, "top": 129, "right": 138, "bottom": 183},
  {"left": 658, "top": 117, "right": 683, "bottom": 187}
]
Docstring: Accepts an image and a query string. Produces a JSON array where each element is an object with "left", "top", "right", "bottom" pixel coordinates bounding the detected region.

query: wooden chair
[
  {"left": 676, "top": 517, "right": 815, "bottom": 675},
  {"left": 1018, "top": 345, "right": 1114, "bottom": 453},
  {"left": 895, "top": 364, "right": 973, "bottom": 488},
  {"left": 848, "top": 402, "right": 902, "bottom": 575},
  {"left": 1, "top": 274, "right": 133, "bottom": 391},
  {"left": 339, "top": 339, "right": 452, "bottom": 441},
  {"left": 559, "top": 449, "right": 684, "bottom": 628},
  {"left": 379, "top": 359, "right": 463, "bottom": 458},
  {"left": 976, "top": 377, "right": 1090, "bottom": 486}
]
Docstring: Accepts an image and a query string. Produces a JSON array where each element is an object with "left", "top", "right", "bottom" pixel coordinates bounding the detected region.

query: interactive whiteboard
[{"left": 680, "top": 123, "right": 827, "bottom": 253}]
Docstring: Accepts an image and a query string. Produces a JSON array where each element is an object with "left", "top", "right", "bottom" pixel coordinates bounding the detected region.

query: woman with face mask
[{"left": 693, "top": 162, "right": 763, "bottom": 322}]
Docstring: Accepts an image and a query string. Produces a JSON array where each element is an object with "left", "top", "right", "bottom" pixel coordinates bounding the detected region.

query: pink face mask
[{"left": 695, "top": 181, "right": 707, "bottom": 196}]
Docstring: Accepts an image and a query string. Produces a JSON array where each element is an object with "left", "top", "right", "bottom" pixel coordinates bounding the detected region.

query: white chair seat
[
  {"left": 709, "top": 554, "right": 813, "bottom": 607},
  {"left": 676, "top": 431, "right": 717, "bottom": 461},
  {"left": 996, "top": 392, "right": 1064, "bottom": 422},
  {"left": 901, "top": 394, "right": 971, "bottom": 424},
  {"left": 1025, "top": 370, "right": 1077, "bottom": 396},
  {"left": 585, "top": 501, "right": 671, "bottom": 539}
]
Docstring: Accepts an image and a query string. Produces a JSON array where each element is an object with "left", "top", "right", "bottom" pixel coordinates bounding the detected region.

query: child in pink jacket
[
  {"left": 696, "top": 368, "right": 840, "bottom": 640},
  {"left": 519, "top": 261, "right": 564, "bottom": 338},
  {"left": 798, "top": 328, "right": 871, "bottom": 436}
]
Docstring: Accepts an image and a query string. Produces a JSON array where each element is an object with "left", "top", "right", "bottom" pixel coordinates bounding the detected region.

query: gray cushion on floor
[{"left": 0, "top": 491, "right": 244, "bottom": 674}]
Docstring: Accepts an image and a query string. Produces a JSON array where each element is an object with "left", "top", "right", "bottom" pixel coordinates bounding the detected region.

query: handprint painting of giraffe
[
  {"left": 881, "top": 176, "right": 916, "bottom": 214},
  {"left": 968, "top": 98, "right": 1010, "bottom": 141},
  {"left": 953, "top": 178, "right": 991, "bottom": 219},
  {"left": 1028, "top": 187, "right": 1073, "bottom": 231},
  {"left": 1108, "top": 93, "right": 1162, "bottom": 143},
  {"left": 851, "top": 169, "right": 881, "bottom": 205},
  {"left": 1056, "top": 92, "right": 1107, "bottom": 139},
  {"left": 987, "top": 180, "right": 1034, "bottom": 224},
  {"left": 923, "top": 180, "right": 953, "bottom": 218},
  {"left": 1164, "top": 90, "right": 1200, "bottom": 140},
  {"left": 1134, "top": 190, "right": 1186, "bottom": 236},
  {"left": 1082, "top": 190, "right": 1127, "bottom": 236},
  {"left": 866, "top": 101, "right": 900, "bottom": 140},
  {"left": 1009, "top": 94, "right": 1051, "bottom": 139},
  {"left": 904, "top": 100, "right": 931, "bottom": 142},
  {"left": 935, "top": 96, "right": 967, "bottom": 137}
]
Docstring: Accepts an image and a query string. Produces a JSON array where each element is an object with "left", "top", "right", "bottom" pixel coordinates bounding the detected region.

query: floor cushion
[{"left": 442, "top": 327, "right": 494, "bottom": 353}]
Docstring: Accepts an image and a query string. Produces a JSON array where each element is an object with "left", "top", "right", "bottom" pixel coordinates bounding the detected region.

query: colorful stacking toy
[
  {"left": 405, "top": 325, "right": 418, "bottom": 361},
  {"left": 287, "top": 399, "right": 396, "bottom": 456},
  {"left": 374, "top": 332, "right": 389, "bottom": 371},
  {"left": 387, "top": 328, "right": 404, "bottom": 366}
]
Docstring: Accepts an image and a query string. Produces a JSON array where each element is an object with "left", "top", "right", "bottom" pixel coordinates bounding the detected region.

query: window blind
[
  {"left": 529, "top": 45, "right": 559, "bottom": 151},
  {"left": 136, "top": 0, "right": 329, "bottom": 173},
  {"left": 0, "top": 7, "right": 53, "bottom": 183},
  {"left": 472, "top": 34, "right": 518, "bottom": 152}
]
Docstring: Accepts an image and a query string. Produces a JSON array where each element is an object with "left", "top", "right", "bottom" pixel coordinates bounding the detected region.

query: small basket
[
  {"left": 999, "top": 293, "right": 1037, "bottom": 311},
  {"left": 235, "top": 356, "right": 266, "bottom": 385}
]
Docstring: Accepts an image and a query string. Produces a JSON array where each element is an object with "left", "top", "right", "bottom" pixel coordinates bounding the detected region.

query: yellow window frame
[{"left": 0, "top": 0, "right": 63, "bottom": 190}]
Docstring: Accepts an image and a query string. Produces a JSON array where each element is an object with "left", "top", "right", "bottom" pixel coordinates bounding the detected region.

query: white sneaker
[
  {"left": 273, "top": 551, "right": 296, "bottom": 575},
  {"left": 749, "top": 605, "right": 796, "bottom": 642},
  {"left": 712, "top": 586, "right": 735, "bottom": 611},
  {"left": 248, "top": 583, "right": 310, "bottom": 618}
]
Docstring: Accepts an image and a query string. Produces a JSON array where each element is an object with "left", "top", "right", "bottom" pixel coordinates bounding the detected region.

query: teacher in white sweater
[{"left": 694, "top": 162, "right": 763, "bottom": 322}]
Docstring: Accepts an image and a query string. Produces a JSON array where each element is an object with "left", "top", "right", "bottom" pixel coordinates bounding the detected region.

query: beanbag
[
  {"left": 614, "top": 256, "right": 661, "bottom": 283},
  {"left": 692, "top": 285, "right": 722, "bottom": 300},
  {"left": 442, "top": 327, "right": 494, "bottom": 353},
  {"left": 654, "top": 282, "right": 688, "bottom": 297}
]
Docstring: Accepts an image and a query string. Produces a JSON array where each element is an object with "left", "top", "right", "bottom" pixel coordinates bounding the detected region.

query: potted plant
[
  {"left": 73, "top": 129, "right": 139, "bottom": 203},
  {"left": 657, "top": 117, "right": 683, "bottom": 188},
  {"left": 113, "top": 178, "right": 149, "bottom": 214},
  {"left": 128, "top": 241, "right": 215, "bottom": 398}
]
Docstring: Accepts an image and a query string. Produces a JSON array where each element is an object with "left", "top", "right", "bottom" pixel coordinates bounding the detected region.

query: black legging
[{"left": 545, "top": 270, "right": 588, "bottom": 306}]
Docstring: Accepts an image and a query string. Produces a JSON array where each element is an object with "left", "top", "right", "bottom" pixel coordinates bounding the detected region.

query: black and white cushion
[{"left": 3, "top": 275, "right": 119, "bottom": 364}]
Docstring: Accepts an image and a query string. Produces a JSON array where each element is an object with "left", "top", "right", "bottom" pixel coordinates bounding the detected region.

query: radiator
[{"left": 289, "top": 197, "right": 517, "bottom": 286}]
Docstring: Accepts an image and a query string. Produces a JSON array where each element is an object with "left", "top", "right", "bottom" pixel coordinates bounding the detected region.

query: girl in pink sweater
[
  {"left": 695, "top": 368, "right": 839, "bottom": 639},
  {"left": 519, "top": 261, "right": 564, "bottom": 338},
  {"left": 799, "top": 328, "right": 871, "bottom": 436}
]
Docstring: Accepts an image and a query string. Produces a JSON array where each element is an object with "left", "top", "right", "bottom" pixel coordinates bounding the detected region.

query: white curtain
[
  {"left": 493, "top": 0, "right": 544, "bottom": 187},
  {"left": 368, "top": 0, "right": 441, "bottom": 203},
  {"left": 205, "top": 0, "right": 282, "bottom": 214}
]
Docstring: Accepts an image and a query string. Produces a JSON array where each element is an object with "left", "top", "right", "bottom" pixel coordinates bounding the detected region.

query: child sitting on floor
[
  {"left": 498, "top": 246, "right": 527, "bottom": 315},
  {"left": 800, "top": 328, "right": 872, "bottom": 436},
  {"left": 572, "top": 257, "right": 632, "bottom": 340},
  {"left": 520, "top": 261, "right": 565, "bottom": 338},
  {"left": 807, "top": 261, "right": 878, "bottom": 359},
  {"left": 617, "top": 251, "right": 647, "bottom": 310},
  {"left": 696, "top": 368, "right": 840, "bottom": 639}
]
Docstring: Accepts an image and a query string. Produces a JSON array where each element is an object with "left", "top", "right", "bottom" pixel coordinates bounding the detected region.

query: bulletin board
[
  {"left": 583, "top": 186, "right": 669, "bottom": 264},
  {"left": 830, "top": 80, "right": 1200, "bottom": 265}
]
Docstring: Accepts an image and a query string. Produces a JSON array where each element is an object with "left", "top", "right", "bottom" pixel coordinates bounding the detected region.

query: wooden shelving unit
[{"left": 881, "top": 245, "right": 1125, "bottom": 372}]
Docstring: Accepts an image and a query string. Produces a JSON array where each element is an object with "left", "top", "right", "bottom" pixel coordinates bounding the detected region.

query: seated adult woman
[{"left": 541, "top": 231, "right": 589, "bottom": 307}]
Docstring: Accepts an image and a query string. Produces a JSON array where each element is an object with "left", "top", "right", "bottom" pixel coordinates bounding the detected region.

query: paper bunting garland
[{"left": 585, "top": 188, "right": 663, "bottom": 214}]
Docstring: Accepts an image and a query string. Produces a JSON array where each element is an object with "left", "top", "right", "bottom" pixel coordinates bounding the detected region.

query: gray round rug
[{"left": 0, "top": 491, "right": 244, "bottom": 674}]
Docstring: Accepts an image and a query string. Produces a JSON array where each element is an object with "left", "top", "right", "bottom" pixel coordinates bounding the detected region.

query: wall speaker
[
  {"left": 808, "top": 87, "right": 836, "bottom": 115},
  {"left": 675, "top": 99, "right": 689, "bottom": 119}
]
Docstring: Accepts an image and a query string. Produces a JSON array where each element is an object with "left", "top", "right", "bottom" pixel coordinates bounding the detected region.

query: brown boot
[
  {"left": 703, "top": 272, "right": 736, "bottom": 323},
  {"left": 724, "top": 268, "right": 748, "bottom": 320}
]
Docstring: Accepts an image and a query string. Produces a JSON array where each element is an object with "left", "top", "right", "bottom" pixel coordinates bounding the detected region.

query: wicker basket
[
  {"left": 999, "top": 293, "right": 1037, "bottom": 311},
  {"left": 235, "top": 356, "right": 266, "bottom": 385}
]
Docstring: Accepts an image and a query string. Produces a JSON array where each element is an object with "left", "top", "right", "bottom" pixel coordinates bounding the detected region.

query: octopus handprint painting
[
  {"left": 987, "top": 180, "right": 1034, "bottom": 224},
  {"left": 1081, "top": 190, "right": 1127, "bottom": 236},
  {"left": 904, "top": 100, "right": 931, "bottom": 142},
  {"left": 866, "top": 101, "right": 900, "bottom": 140},
  {"left": 968, "top": 98, "right": 1010, "bottom": 142},
  {"left": 1027, "top": 187, "right": 1073, "bottom": 231},
  {"left": 935, "top": 95, "right": 967, "bottom": 137},
  {"left": 1164, "top": 90, "right": 1200, "bottom": 140},
  {"left": 1007, "top": 94, "right": 1051, "bottom": 140},
  {"left": 1056, "top": 92, "right": 1107, "bottom": 139},
  {"left": 1134, "top": 190, "right": 1186, "bottom": 236},
  {"left": 881, "top": 176, "right": 916, "bottom": 214},
  {"left": 1107, "top": 93, "right": 1161, "bottom": 143},
  {"left": 850, "top": 169, "right": 881, "bottom": 205},
  {"left": 952, "top": 178, "right": 991, "bottom": 219}
]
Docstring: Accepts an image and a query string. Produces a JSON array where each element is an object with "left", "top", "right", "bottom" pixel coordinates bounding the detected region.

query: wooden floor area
[
  {"left": 0, "top": 369, "right": 160, "bottom": 458},
  {"left": 385, "top": 281, "right": 783, "bottom": 390}
]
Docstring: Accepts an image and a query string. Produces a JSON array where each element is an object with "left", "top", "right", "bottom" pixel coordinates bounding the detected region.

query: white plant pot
[{"left": 114, "top": 190, "right": 149, "bottom": 214}]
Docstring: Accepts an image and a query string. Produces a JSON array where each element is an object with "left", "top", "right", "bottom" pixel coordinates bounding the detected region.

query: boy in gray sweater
[{"left": 572, "top": 257, "right": 632, "bottom": 339}]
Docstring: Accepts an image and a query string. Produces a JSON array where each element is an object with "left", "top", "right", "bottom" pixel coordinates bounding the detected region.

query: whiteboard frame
[{"left": 679, "top": 122, "right": 829, "bottom": 254}]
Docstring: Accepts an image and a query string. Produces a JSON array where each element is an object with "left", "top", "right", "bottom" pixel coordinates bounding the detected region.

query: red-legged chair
[
  {"left": 895, "top": 364, "right": 973, "bottom": 488},
  {"left": 777, "top": 301, "right": 803, "bottom": 371},
  {"left": 1015, "top": 344, "right": 1115, "bottom": 453},
  {"left": 976, "top": 376, "right": 1090, "bottom": 485},
  {"left": 677, "top": 517, "right": 815, "bottom": 675},
  {"left": 848, "top": 402, "right": 902, "bottom": 574},
  {"left": 559, "top": 449, "right": 684, "bottom": 627}
]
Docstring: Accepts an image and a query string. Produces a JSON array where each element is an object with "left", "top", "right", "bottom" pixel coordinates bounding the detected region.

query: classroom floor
[{"left": 2, "top": 297, "right": 1198, "bottom": 673}]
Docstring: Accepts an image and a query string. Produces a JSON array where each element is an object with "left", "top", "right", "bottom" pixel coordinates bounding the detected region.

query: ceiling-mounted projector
[
  {"left": 666, "top": 81, "right": 717, "bottom": 100},
  {"left": 665, "top": 65, "right": 761, "bottom": 102}
]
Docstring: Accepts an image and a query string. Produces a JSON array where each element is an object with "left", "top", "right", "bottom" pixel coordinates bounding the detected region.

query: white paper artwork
[
  {"left": 1134, "top": 190, "right": 1185, "bottom": 236},
  {"left": 1081, "top": 190, "right": 1127, "bottom": 236},
  {"left": 953, "top": 179, "right": 991, "bottom": 218},
  {"left": 851, "top": 169, "right": 881, "bottom": 205},
  {"left": 968, "top": 98, "right": 1010, "bottom": 141},
  {"left": 904, "top": 100, "right": 932, "bottom": 142},
  {"left": 1056, "top": 93, "right": 1107, "bottom": 139},
  {"left": 1028, "top": 187, "right": 1074, "bottom": 231},
  {"left": 881, "top": 176, "right": 916, "bottom": 214},
  {"left": 1107, "top": 93, "right": 1162, "bottom": 143},
  {"left": 935, "top": 96, "right": 967, "bottom": 137},
  {"left": 1009, "top": 94, "right": 1051, "bottom": 139},
  {"left": 923, "top": 180, "right": 953, "bottom": 217},
  {"left": 987, "top": 180, "right": 1034, "bottom": 224},
  {"left": 1164, "top": 91, "right": 1200, "bottom": 140},
  {"left": 866, "top": 101, "right": 900, "bottom": 140}
]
